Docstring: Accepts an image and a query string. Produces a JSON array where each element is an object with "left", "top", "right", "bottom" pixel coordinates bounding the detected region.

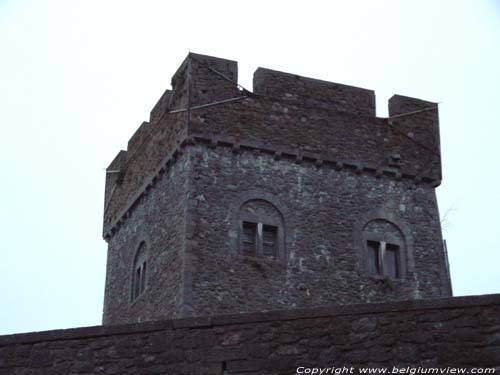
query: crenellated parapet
[
  {"left": 103, "top": 53, "right": 442, "bottom": 238},
  {"left": 389, "top": 94, "right": 441, "bottom": 179},
  {"left": 254, "top": 67, "right": 376, "bottom": 116}
]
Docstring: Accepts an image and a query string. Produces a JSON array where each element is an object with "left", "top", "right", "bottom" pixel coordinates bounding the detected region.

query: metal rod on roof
[
  {"left": 168, "top": 96, "right": 247, "bottom": 114},
  {"left": 388, "top": 105, "right": 440, "bottom": 119}
]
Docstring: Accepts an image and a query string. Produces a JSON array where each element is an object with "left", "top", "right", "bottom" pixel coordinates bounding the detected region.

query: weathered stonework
[
  {"left": 1, "top": 295, "right": 499, "bottom": 373},
  {"left": 3, "top": 53, "right": 497, "bottom": 372},
  {"left": 186, "top": 144, "right": 447, "bottom": 317},
  {"left": 103, "top": 152, "right": 190, "bottom": 324},
  {"left": 102, "top": 53, "right": 451, "bottom": 325}
]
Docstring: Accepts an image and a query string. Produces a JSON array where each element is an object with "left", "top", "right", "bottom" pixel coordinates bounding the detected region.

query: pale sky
[{"left": 1, "top": 0, "right": 499, "bottom": 335}]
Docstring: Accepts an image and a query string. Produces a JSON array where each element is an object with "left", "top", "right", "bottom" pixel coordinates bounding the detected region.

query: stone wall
[
  {"left": 103, "top": 112, "right": 188, "bottom": 234},
  {"left": 185, "top": 144, "right": 448, "bottom": 317},
  {"left": 1, "top": 295, "right": 499, "bottom": 374},
  {"left": 102, "top": 152, "right": 191, "bottom": 324},
  {"left": 188, "top": 95, "right": 441, "bottom": 182},
  {"left": 253, "top": 67, "right": 376, "bottom": 116},
  {"left": 102, "top": 52, "right": 449, "bottom": 325}
]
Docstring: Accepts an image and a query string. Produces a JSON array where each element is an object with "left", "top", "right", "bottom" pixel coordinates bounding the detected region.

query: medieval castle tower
[
  {"left": 102, "top": 53, "right": 452, "bottom": 325},
  {"left": 3, "top": 53, "right": 499, "bottom": 373}
]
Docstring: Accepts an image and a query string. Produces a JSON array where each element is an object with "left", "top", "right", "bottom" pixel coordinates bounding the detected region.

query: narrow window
[
  {"left": 384, "top": 244, "right": 399, "bottom": 279},
  {"left": 367, "top": 240, "right": 381, "bottom": 275},
  {"left": 262, "top": 225, "right": 278, "bottom": 257},
  {"left": 134, "top": 267, "right": 141, "bottom": 299},
  {"left": 140, "top": 262, "right": 147, "bottom": 294},
  {"left": 132, "top": 242, "right": 147, "bottom": 301},
  {"left": 242, "top": 222, "right": 257, "bottom": 255}
]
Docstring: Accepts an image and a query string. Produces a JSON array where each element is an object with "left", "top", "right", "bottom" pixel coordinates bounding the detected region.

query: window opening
[
  {"left": 242, "top": 221, "right": 257, "bottom": 255},
  {"left": 132, "top": 243, "right": 147, "bottom": 301},
  {"left": 366, "top": 240, "right": 401, "bottom": 279},
  {"left": 241, "top": 221, "right": 279, "bottom": 259},
  {"left": 384, "top": 244, "right": 399, "bottom": 279},
  {"left": 367, "top": 240, "right": 380, "bottom": 275},
  {"left": 238, "top": 199, "right": 285, "bottom": 263},
  {"left": 262, "top": 225, "right": 278, "bottom": 257}
]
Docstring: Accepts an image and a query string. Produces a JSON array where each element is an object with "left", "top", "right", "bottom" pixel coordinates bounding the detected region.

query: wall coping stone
[{"left": 1, "top": 294, "right": 498, "bottom": 347}]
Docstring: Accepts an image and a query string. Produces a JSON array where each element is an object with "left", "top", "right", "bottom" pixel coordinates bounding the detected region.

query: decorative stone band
[{"left": 103, "top": 133, "right": 441, "bottom": 240}]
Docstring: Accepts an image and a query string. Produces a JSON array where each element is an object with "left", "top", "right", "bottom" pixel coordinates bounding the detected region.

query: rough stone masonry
[
  {"left": 1, "top": 295, "right": 499, "bottom": 373},
  {"left": 1, "top": 53, "right": 498, "bottom": 373},
  {"left": 102, "top": 53, "right": 452, "bottom": 325}
]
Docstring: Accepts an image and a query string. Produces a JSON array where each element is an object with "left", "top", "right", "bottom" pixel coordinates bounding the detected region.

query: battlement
[
  {"left": 103, "top": 52, "right": 442, "bottom": 236},
  {"left": 143, "top": 53, "right": 240, "bottom": 127},
  {"left": 254, "top": 67, "right": 376, "bottom": 116},
  {"left": 149, "top": 53, "right": 377, "bottom": 119}
]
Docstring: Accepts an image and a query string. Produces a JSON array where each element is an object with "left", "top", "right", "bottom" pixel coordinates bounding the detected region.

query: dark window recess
[
  {"left": 366, "top": 240, "right": 401, "bottom": 279},
  {"left": 242, "top": 222, "right": 257, "bottom": 255},
  {"left": 141, "top": 262, "right": 147, "bottom": 293},
  {"left": 262, "top": 225, "right": 278, "bottom": 257},
  {"left": 384, "top": 244, "right": 400, "bottom": 278},
  {"left": 241, "top": 221, "right": 279, "bottom": 259},
  {"left": 132, "top": 243, "right": 147, "bottom": 301},
  {"left": 132, "top": 261, "right": 147, "bottom": 301},
  {"left": 134, "top": 267, "right": 141, "bottom": 299},
  {"left": 367, "top": 240, "right": 381, "bottom": 275}
]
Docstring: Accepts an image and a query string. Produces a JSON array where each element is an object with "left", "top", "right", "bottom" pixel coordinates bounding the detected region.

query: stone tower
[{"left": 102, "top": 53, "right": 452, "bottom": 325}]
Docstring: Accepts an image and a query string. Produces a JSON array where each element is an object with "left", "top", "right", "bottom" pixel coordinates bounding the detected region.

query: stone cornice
[{"left": 103, "top": 134, "right": 441, "bottom": 240}]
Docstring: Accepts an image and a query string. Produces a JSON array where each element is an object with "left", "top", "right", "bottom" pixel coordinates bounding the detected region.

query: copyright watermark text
[{"left": 296, "top": 366, "right": 496, "bottom": 375}]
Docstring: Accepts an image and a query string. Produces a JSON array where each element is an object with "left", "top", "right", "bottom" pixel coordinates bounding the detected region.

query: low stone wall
[{"left": 1, "top": 294, "right": 499, "bottom": 374}]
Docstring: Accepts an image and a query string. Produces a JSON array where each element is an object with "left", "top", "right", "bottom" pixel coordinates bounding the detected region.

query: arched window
[
  {"left": 238, "top": 199, "right": 285, "bottom": 262},
  {"left": 131, "top": 242, "right": 148, "bottom": 301},
  {"left": 362, "top": 219, "right": 406, "bottom": 279}
]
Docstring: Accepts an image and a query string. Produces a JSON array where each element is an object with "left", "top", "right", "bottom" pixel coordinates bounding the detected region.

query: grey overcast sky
[{"left": 1, "top": 0, "right": 499, "bottom": 335}]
